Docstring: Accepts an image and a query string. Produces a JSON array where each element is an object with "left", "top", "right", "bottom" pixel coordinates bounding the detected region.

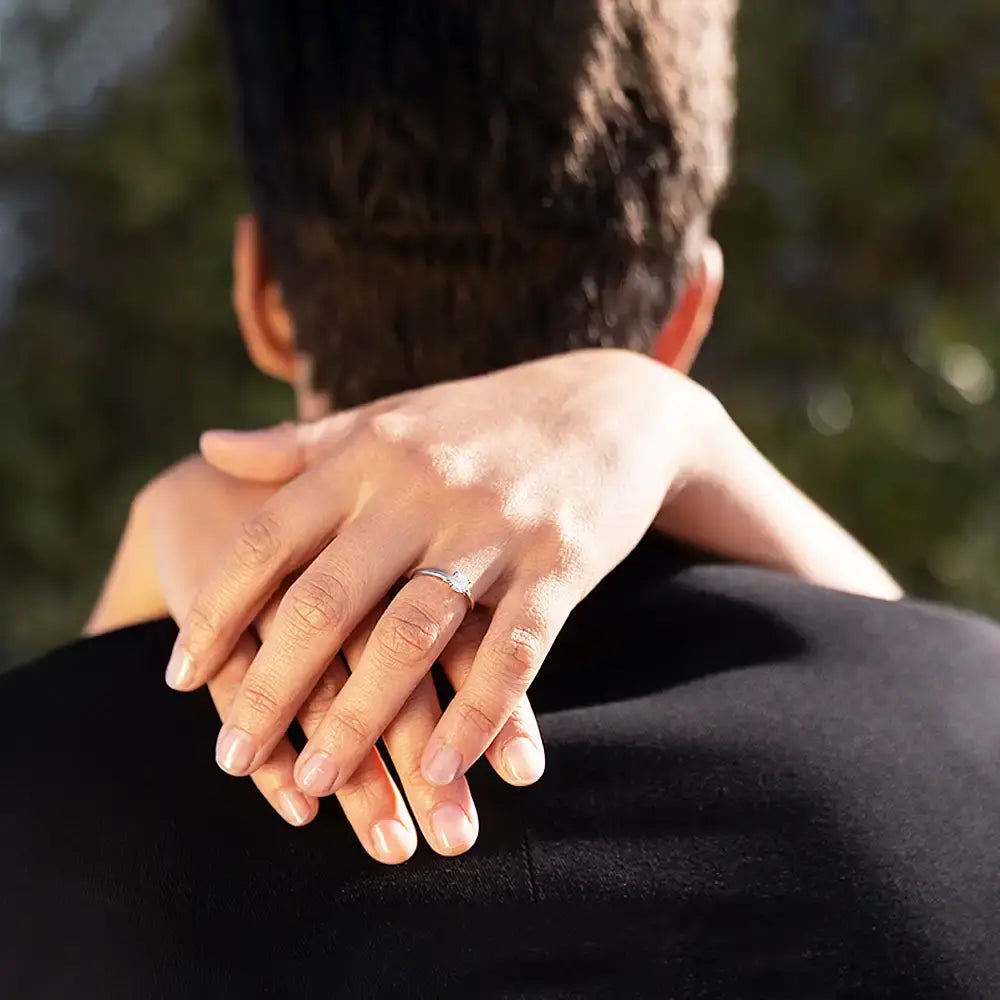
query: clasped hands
[{"left": 141, "top": 349, "right": 897, "bottom": 864}]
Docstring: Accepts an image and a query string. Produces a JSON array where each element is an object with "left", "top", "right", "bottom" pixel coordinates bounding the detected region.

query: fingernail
[
  {"left": 502, "top": 736, "right": 545, "bottom": 784},
  {"left": 430, "top": 802, "right": 476, "bottom": 852},
  {"left": 278, "top": 789, "right": 314, "bottom": 827},
  {"left": 298, "top": 751, "right": 339, "bottom": 796},
  {"left": 215, "top": 727, "right": 257, "bottom": 775},
  {"left": 423, "top": 745, "right": 462, "bottom": 787},
  {"left": 165, "top": 643, "right": 195, "bottom": 691},
  {"left": 371, "top": 819, "right": 413, "bottom": 863}
]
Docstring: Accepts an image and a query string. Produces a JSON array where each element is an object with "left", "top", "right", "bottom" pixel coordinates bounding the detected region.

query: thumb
[
  {"left": 200, "top": 410, "right": 364, "bottom": 482},
  {"left": 199, "top": 422, "right": 308, "bottom": 482}
]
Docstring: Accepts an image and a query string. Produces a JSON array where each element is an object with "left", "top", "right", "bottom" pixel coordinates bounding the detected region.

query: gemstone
[{"left": 450, "top": 570, "right": 470, "bottom": 593}]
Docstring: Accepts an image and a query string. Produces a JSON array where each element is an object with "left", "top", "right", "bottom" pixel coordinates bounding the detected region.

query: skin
[{"left": 88, "top": 216, "right": 901, "bottom": 864}]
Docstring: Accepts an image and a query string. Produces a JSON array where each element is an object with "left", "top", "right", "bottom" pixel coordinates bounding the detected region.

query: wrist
[
  {"left": 650, "top": 372, "right": 739, "bottom": 509},
  {"left": 657, "top": 410, "right": 903, "bottom": 600}
]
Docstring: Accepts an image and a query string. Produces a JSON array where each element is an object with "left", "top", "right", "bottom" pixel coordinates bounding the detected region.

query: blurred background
[{"left": 0, "top": 1, "right": 998, "bottom": 666}]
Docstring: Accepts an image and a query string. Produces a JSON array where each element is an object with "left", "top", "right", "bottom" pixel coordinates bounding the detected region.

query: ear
[
  {"left": 232, "top": 214, "right": 297, "bottom": 383},
  {"left": 652, "top": 238, "right": 724, "bottom": 374}
]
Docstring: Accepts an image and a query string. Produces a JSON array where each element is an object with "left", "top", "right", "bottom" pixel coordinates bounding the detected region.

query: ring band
[{"left": 410, "top": 568, "right": 475, "bottom": 611}]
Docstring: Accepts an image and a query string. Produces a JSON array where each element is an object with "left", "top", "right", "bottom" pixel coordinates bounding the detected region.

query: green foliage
[
  {"left": 0, "top": 14, "right": 290, "bottom": 661},
  {"left": 710, "top": 1, "right": 1000, "bottom": 613},
  {"left": 0, "top": 3, "right": 998, "bottom": 660}
]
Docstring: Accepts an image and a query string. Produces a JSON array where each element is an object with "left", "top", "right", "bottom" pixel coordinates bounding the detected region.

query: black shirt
[{"left": 2, "top": 536, "right": 1000, "bottom": 998}]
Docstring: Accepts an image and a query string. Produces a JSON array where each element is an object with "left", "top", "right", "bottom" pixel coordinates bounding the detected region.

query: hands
[
  {"left": 167, "top": 350, "right": 720, "bottom": 829},
  {"left": 137, "top": 458, "right": 481, "bottom": 861},
  {"left": 155, "top": 346, "right": 898, "bottom": 863}
]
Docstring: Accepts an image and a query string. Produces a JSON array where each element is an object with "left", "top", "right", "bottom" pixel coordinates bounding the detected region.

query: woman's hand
[
  {"left": 133, "top": 458, "right": 483, "bottom": 862},
  {"left": 171, "top": 348, "right": 898, "bottom": 814},
  {"left": 166, "top": 351, "right": 722, "bottom": 797}
]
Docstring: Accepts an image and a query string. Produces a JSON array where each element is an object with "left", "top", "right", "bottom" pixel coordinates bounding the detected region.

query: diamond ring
[{"left": 410, "top": 568, "right": 475, "bottom": 611}]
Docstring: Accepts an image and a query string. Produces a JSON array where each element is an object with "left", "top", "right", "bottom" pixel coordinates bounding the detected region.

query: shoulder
[{"left": 2, "top": 618, "right": 178, "bottom": 692}]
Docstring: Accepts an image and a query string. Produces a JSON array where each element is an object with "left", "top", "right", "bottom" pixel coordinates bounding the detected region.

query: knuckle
[
  {"left": 326, "top": 704, "right": 371, "bottom": 750},
  {"left": 453, "top": 699, "right": 502, "bottom": 739},
  {"left": 500, "top": 692, "right": 533, "bottom": 733},
  {"left": 497, "top": 501, "right": 530, "bottom": 536},
  {"left": 233, "top": 512, "right": 283, "bottom": 571},
  {"left": 184, "top": 604, "right": 218, "bottom": 652},
  {"left": 538, "top": 517, "right": 588, "bottom": 579},
  {"left": 241, "top": 678, "right": 283, "bottom": 719},
  {"left": 366, "top": 410, "right": 408, "bottom": 445},
  {"left": 361, "top": 412, "right": 435, "bottom": 473},
  {"left": 377, "top": 603, "right": 441, "bottom": 664},
  {"left": 490, "top": 625, "right": 545, "bottom": 685},
  {"left": 286, "top": 572, "right": 352, "bottom": 638},
  {"left": 298, "top": 673, "right": 345, "bottom": 733}
]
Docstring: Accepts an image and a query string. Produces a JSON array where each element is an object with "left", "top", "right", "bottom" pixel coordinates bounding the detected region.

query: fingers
[
  {"left": 208, "top": 578, "right": 541, "bottom": 859},
  {"left": 420, "top": 582, "right": 572, "bottom": 788},
  {"left": 291, "top": 570, "right": 483, "bottom": 799},
  {"left": 437, "top": 610, "right": 545, "bottom": 787},
  {"left": 251, "top": 593, "right": 479, "bottom": 858},
  {"left": 381, "top": 674, "right": 480, "bottom": 856},
  {"left": 295, "top": 649, "right": 419, "bottom": 865},
  {"left": 244, "top": 592, "right": 478, "bottom": 860},
  {"left": 487, "top": 695, "right": 545, "bottom": 786},
  {"left": 212, "top": 646, "right": 420, "bottom": 862},
  {"left": 205, "top": 631, "right": 319, "bottom": 828},
  {"left": 199, "top": 412, "right": 359, "bottom": 483},
  {"left": 199, "top": 393, "right": 411, "bottom": 483},
  {"left": 212, "top": 512, "right": 426, "bottom": 777},
  {"left": 165, "top": 460, "right": 391, "bottom": 693},
  {"left": 224, "top": 595, "right": 419, "bottom": 862},
  {"left": 336, "top": 607, "right": 480, "bottom": 856}
]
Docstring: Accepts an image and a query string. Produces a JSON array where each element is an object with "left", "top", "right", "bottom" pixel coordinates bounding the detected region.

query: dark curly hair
[{"left": 216, "top": 1, "right": 736, "bottom": 406}]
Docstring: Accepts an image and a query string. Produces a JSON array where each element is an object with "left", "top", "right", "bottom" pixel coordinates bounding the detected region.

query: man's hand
[{"left": 168, "top": 350, "right": 723, "bottom": 806}]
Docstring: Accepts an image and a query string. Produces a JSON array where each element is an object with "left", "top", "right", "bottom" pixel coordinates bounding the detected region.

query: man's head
[{"left": 217, "top": 1, "right": 736, "bottom": 412}]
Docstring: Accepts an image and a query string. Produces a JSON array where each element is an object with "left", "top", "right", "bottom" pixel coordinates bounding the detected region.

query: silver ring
[{"left": 410, "top": 567, "right": 475, "bottom": 611}]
